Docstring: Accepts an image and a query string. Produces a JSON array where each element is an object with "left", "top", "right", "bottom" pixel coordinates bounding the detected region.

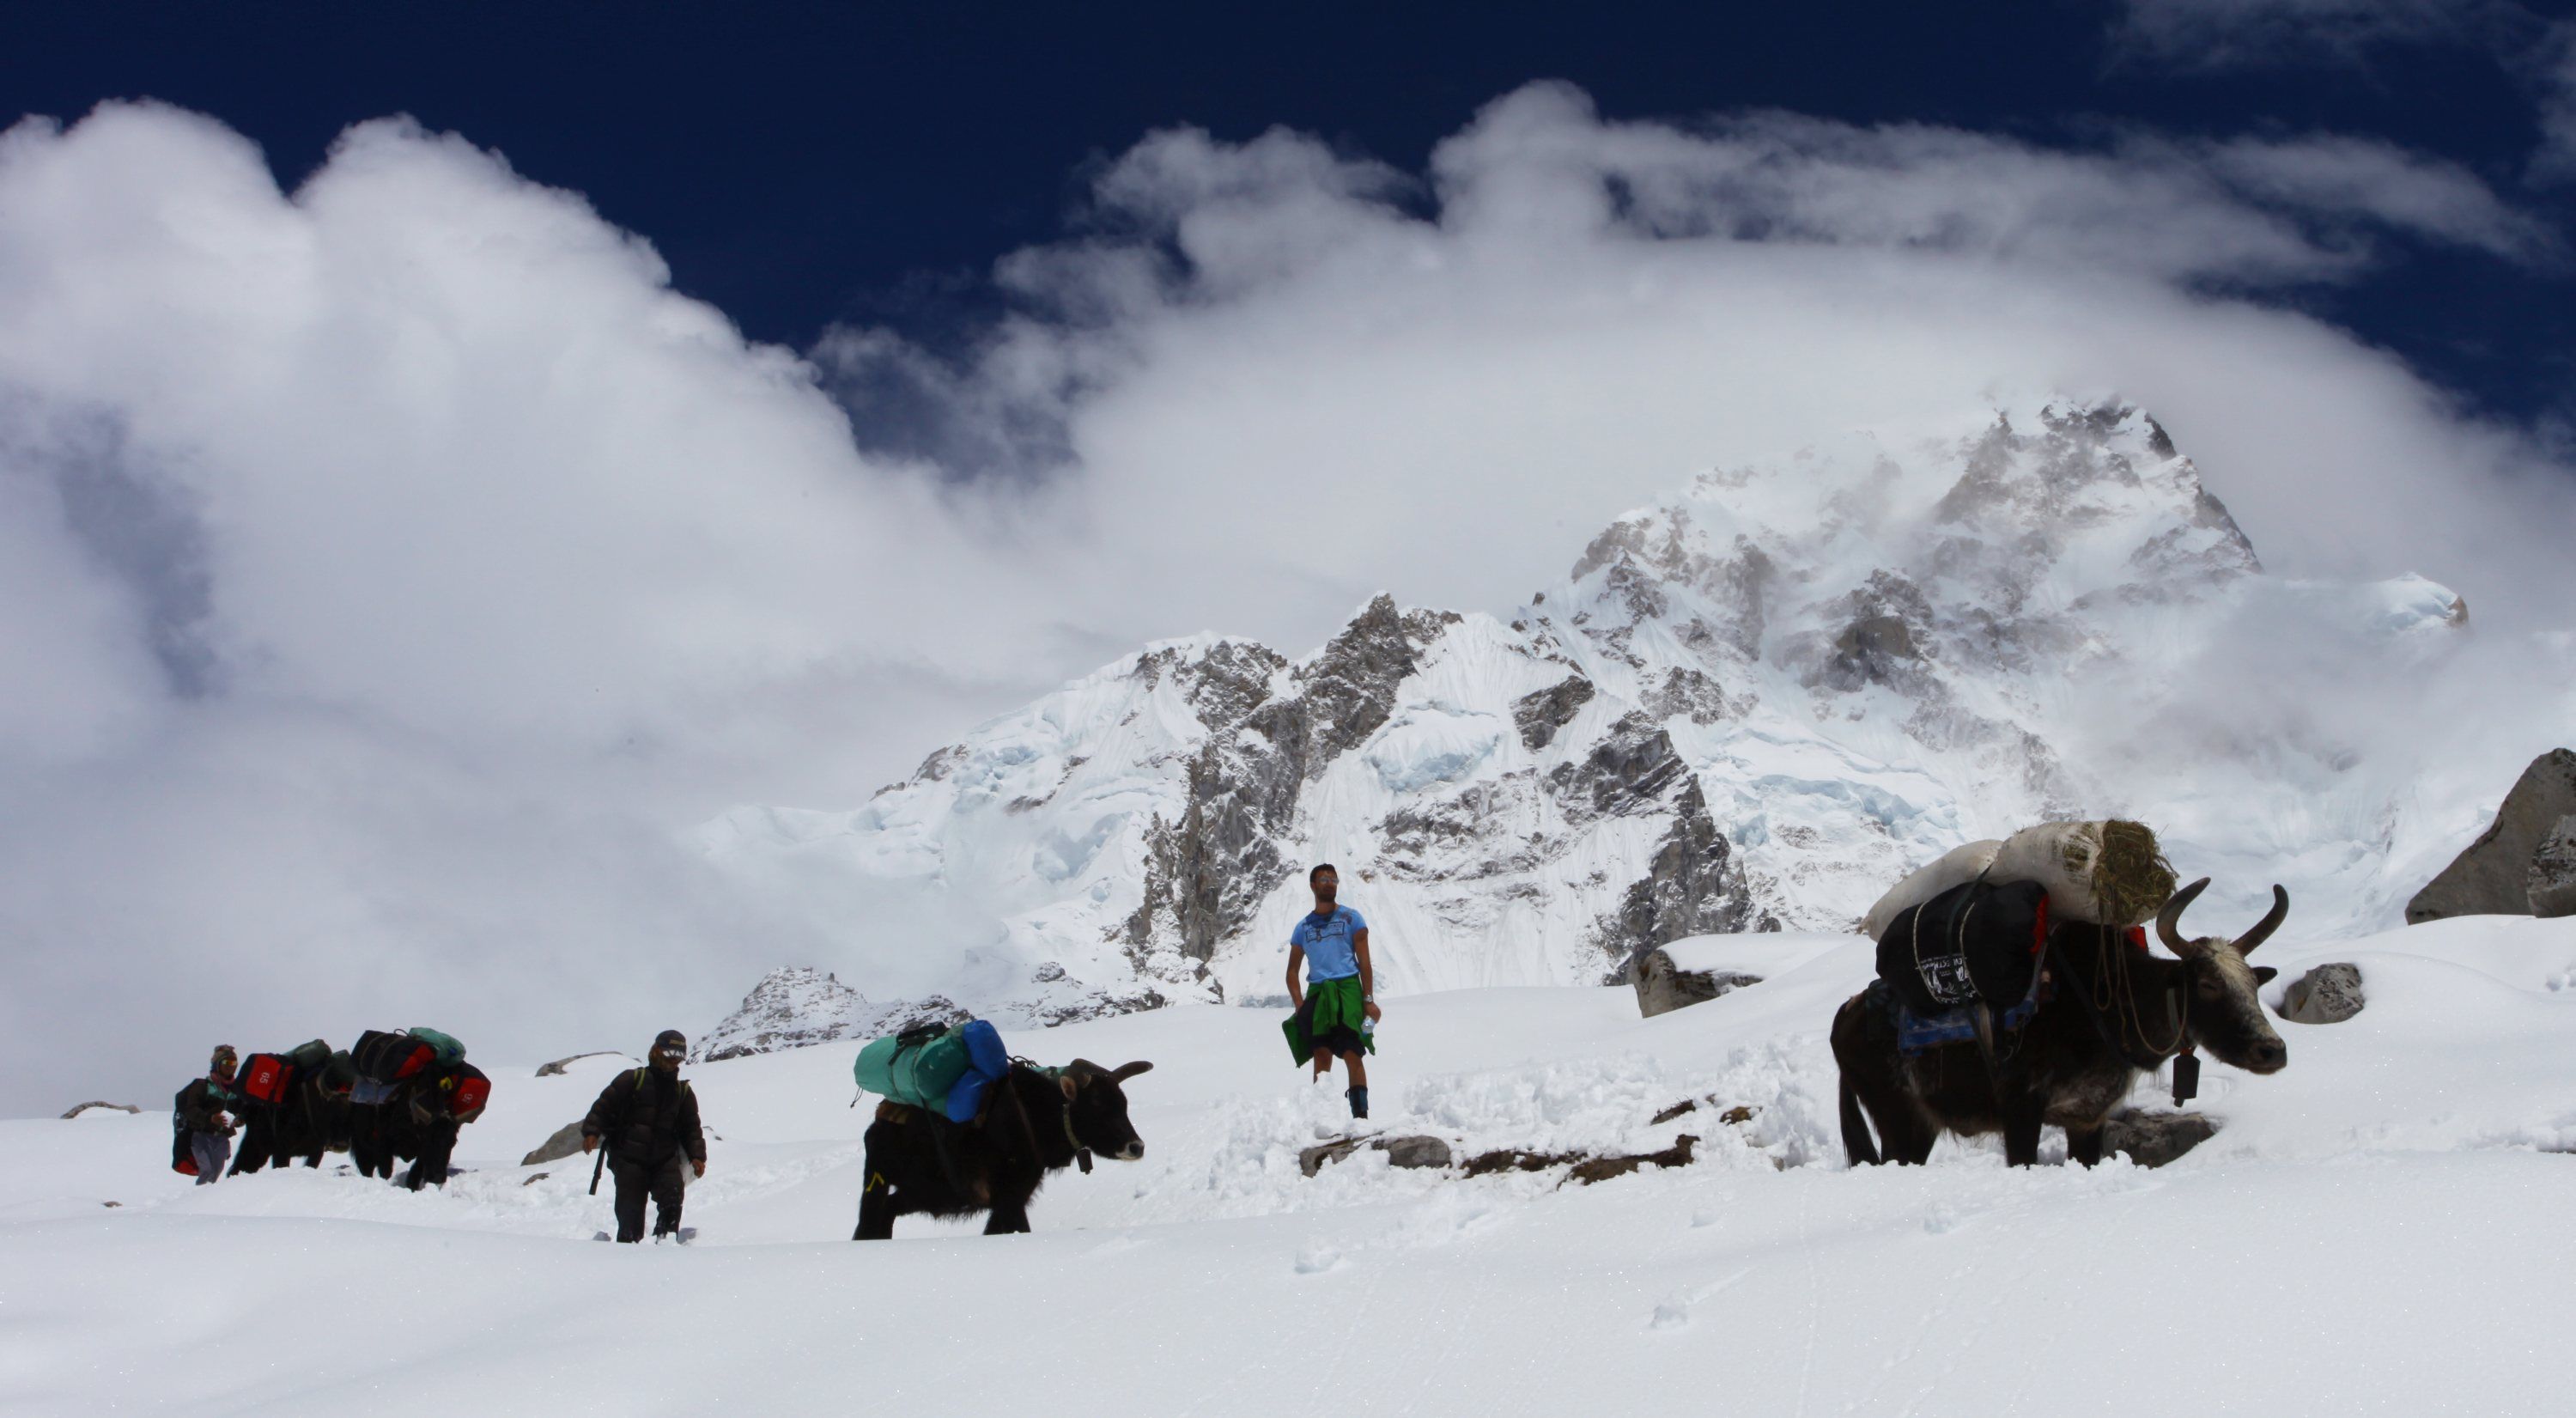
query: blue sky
[{"left": 7, "top": 1, "right": 2571, "bottom": 421}]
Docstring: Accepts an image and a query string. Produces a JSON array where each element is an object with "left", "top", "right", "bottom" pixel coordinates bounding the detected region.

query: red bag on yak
[
  {"left": 440, "top": 1064, "right": 492, "bottom": 1123},
  {"left": 237, "top": 1053, "right": 294, "bottom": 1105},
  {"left": 352, "top": 1028, "right": 435, "bottom": 1084}
]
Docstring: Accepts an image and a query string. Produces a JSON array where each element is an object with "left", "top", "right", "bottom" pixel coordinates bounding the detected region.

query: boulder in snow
[
  {"left": 2526, "top": 815, "right": 2576, "bottom": 919},
  {"left": 536, "top": 1052, "right": 627, "bottom": 1077},
  {"left": 2281, "top": 963, "right": 2366, "bottom": 1025},
  {"left": 2100, "top": 1108, "right": 2217, "bottom": 1168},
  {"left": 1631, "top": 946, "right": 1761, "bottom": 1018},
  {"left": 1382, "top": 1135, "right": 1454, "bottom": 1170},
  {"left": 522, "top": 1120, "right": 590, "bottom": 1166},
  {"left": 2409, "top": 749, "right": 2576, "bottom": 923}
]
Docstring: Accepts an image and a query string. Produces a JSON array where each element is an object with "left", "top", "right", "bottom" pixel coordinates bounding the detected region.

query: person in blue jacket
[{"left": 1285, "top": 863, "right": 1381, "bottom": 1118}]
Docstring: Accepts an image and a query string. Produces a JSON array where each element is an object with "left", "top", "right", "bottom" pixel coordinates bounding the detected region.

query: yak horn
[
  {"left": 2156, "top": 877, "right": 2213, "bottom": 956},
  {"left": 2236, "top": 885, "right": 2289, "bottom": 955},
  {"left": 1109, "top": 1061, "right": 1153, "bottom": 1082}
]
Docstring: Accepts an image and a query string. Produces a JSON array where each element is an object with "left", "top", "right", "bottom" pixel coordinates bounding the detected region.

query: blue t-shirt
[{"left": 1291, "top": 905, "right": 1367, "bottom": 982}]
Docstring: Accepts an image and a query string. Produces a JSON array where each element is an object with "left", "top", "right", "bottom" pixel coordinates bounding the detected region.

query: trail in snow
[{"left": 7, "top": 917, "right": 2576, "bottom": 1415}]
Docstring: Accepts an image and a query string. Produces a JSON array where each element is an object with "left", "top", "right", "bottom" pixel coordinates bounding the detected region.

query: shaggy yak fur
[
  {"left": 229, "top": 1069, "right": 353, "bottom": 1176},
  {"left": 351, "top": 1063, "right": 488, "bottom": 1191},
  {"left": 1834, "top": 877, "right": 2288, "bottom": 1167},
  {"left": 854, "top": 1058, "right": 1151, "bottom": 1239}
]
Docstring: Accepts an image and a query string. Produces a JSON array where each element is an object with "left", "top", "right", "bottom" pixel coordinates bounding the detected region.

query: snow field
[{"left": 8, "top": 917, "right": 2576, "bottom": 1415}]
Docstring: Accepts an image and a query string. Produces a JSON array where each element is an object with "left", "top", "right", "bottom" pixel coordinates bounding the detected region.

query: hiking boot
[{"left": 1346, "top": 1086, "right": 1369, "bottom": 1120}]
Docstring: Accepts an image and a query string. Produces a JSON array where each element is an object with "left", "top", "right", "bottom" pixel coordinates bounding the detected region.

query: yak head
[
  {"left": 1060, "top": 1059, "right": 1153, "bottom": 1162},
  {"left": 2157, "top": 878, "right": 2289, "bottom": 1075}
]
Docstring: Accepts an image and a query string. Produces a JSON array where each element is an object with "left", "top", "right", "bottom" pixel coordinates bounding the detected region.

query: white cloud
[{"left": 3, "top": 89, "right": 2572, "bottom": 1115}]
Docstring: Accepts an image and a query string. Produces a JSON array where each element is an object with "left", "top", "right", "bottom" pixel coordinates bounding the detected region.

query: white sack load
[
  {"left": 1987, "top": 819, "right": 2177, "bottom": 928},
  {"left": 1862, "top": 839, "right": 2003, "bottom": 940}
]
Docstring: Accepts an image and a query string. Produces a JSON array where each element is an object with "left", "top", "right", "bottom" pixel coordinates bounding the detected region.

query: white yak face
[{"left": 2160, "top": 878, "right": 2289, "bottom": 1074}]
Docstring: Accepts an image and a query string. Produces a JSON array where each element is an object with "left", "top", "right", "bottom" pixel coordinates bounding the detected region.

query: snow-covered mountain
[{"left": 701, "top": 399, "right": 2476, "bottom": 1031}]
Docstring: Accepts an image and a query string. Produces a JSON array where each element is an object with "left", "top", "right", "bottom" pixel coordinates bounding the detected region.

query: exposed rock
[
  {"left": 2409, "top": 749, "right": 2576, "bottom": 923},
  {"left": 522, "top": 1120, "right": 590, "bottom": 1166},
  {"left": 2528, "top": 816, "right": 2576, "bottom": 919},
  {"left": 1600, "top": 777, "right": 1771, "bottom": 977},
  {"left": 1298, "top": 1134, "right": 1458, "bottom": 1178},
  {"left": 522, "top": 1172, "right": 550, "bottom": 1187},
  {"left": 1514, "top": 674, "right": 1596, "bottom": 750},
  {"left": 2280, "top": 963, "right": 2366, "bottom": 1025},
  {"left": 1567, "top": 1134, "right": 1698, "bottom": 1185},
  {"left": 60, "top": 1101, "right": 141, "bottom": 1119},
  {"left": 1382, "top": 1135, "right": 1454, "bottom": 1170},
  {"left": 2100, "top": 1108, "right": 2218, "bottom": 1168},
  {"left": 1457, "top": 1135, "right": 1701, "bottom": 1184},
  {"left": 536, "top": 1052, "right": 625, "bottom": 1078},
  {"left": 1650, "top": 1098, "right": 1759, "bottom": 1127},
  {"left": 1631, "top": 950, "right": 1764, "bottom": 1019}
]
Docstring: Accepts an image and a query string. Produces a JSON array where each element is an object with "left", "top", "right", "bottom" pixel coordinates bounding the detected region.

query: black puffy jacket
[{"left": 581, "top": 1067, "right": 706, "bottom": 1165}]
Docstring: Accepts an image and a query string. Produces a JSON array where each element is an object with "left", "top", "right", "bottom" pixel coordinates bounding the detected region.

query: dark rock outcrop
[
  {"left": 2280, "top": 963, "right": 2366, "bottom": 1025},
  {"left": 2528, "top": 816, "right": 2576, "bottom": 919},
  {"left": 1513, "top": 675, "right": 1595, "bottom": 750},
  {"left": 2408, "top": 749, "right": 2576, "bottom": 923},
  {"left": 1298, "top": 1134, "right": 1455, "bottom": 1178},
  {"left": 60, "top": 1101, "right": 141, "bottom": 1119},
  {"left": 536, "top": 1052, "right": 625, "bottom": 1078},
  {"left": 1631, "top": 950, "right": 1762, "bottom": 1019},
  {"left": 2100, "top": 1108, "right": 2217, "bottom": 1168},
  {"left": 522, "top": 1119, "right": 588, "bottom": 1166}
]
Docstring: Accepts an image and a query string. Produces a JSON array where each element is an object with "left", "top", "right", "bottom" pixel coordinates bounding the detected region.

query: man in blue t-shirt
[{"left": 1285, "top": 862, "right": 1381, "bottom": 1118}]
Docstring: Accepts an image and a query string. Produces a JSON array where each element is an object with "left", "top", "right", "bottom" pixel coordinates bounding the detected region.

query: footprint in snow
[
  {"left": 1649, "top": 1267, "right": 1751, "bottom": 1333},
  {"left": 1294, "top": 1240, "right": 1345, "bottom": 1275}
]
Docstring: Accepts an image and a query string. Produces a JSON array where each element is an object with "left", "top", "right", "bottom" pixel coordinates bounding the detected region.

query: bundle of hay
[
  {"left": 1861, "top": 821, "right": 2177, "bottom": 939},
  {"left": 1988, "top": 819, "right": 2176, "bottom": 927}
]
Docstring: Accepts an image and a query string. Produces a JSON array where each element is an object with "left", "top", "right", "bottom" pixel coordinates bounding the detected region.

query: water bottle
[{"left": 1361, "top": 1013, "right": 1376, "bottom": 1042}]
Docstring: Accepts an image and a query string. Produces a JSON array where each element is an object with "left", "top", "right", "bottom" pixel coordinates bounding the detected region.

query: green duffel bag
[
  {"left": 285, "top": 1038, "right": 332, "bottom": 1072},
  {"left": 853, "top": 1026, "right": 972, "bottom": 1114},
  {"left": 407, "top": 1027, "right": 467, "bottom": 1067}
]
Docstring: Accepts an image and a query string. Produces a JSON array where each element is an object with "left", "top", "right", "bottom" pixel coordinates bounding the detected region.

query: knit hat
[{"left": 210, "top": 1044, "right": 238, "bottom": 1074}]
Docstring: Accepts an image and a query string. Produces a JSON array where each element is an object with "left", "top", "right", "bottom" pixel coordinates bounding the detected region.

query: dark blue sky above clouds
[{"left": 6, "top": 0, "right": 2571, "bottom": 423}]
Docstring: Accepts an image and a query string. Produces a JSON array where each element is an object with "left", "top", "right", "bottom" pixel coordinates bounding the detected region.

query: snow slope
[
  {"left": 9, "top": 915, "right": 2576, "bottom": 1415},
  {"left": 696, "top": 399, "right": 2540, "bottom": 1035}
]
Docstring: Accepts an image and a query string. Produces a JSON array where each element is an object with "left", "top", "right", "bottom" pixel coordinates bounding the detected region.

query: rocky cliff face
[
  {"left": 2407, "top": 750, "right": 2576, "bottom": 924},
  {"left": 700, "top": 398, "right": 2475, "bottom": 1044}
]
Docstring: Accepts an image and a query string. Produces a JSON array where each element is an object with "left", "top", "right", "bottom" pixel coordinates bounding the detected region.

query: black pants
[{"left": 610, "top": 1153, "right": 686, "bottom": 1242}]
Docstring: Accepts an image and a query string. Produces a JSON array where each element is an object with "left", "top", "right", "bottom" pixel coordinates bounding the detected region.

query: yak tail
[{"left": 1838, "top": 1074, "right": 1881, "bottom": 1168}]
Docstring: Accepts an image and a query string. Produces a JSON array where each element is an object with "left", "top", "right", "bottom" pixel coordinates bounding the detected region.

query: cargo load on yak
[
  {"left": 428, "top": 1062, "right": 492, "bottom": 1123},
  {"left": 853, "top": 1019, "right": 1010, "bottom": 1123},
  {"left": 1862, "top": 840, "right": 2003, "bottom": 940},
  {"left": 350, "top": 1028, "right": 467, "bottom": 1086},
  {"left": 1862, "top": 820, "right": 2176, "bottom": 938},
  {"left": 1874, "top": 878, "right": 2053, "bottom": 1019}
]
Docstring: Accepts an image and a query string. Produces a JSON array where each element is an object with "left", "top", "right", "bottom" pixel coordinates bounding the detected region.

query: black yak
[
  {"left": 1833, "top": 877, "right": 2287, "bottom": 1168},
  {"left": 230, "top": 1066, "right": 352, "bottom": 1175},
  {"left": 352, "top": 1062, "right": 490, "bottom": 1190},
  {"left": 854, "top": 1057, "right": 1151, "bottom": 1239}
]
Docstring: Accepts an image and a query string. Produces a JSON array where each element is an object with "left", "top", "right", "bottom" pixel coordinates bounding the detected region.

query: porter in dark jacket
[
  {"left": 175, "top": 1047, "right": 240, "bottom": 1185},
  {"left": 581, "top": 1030, "right": 708, "bottom": 1242}
]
